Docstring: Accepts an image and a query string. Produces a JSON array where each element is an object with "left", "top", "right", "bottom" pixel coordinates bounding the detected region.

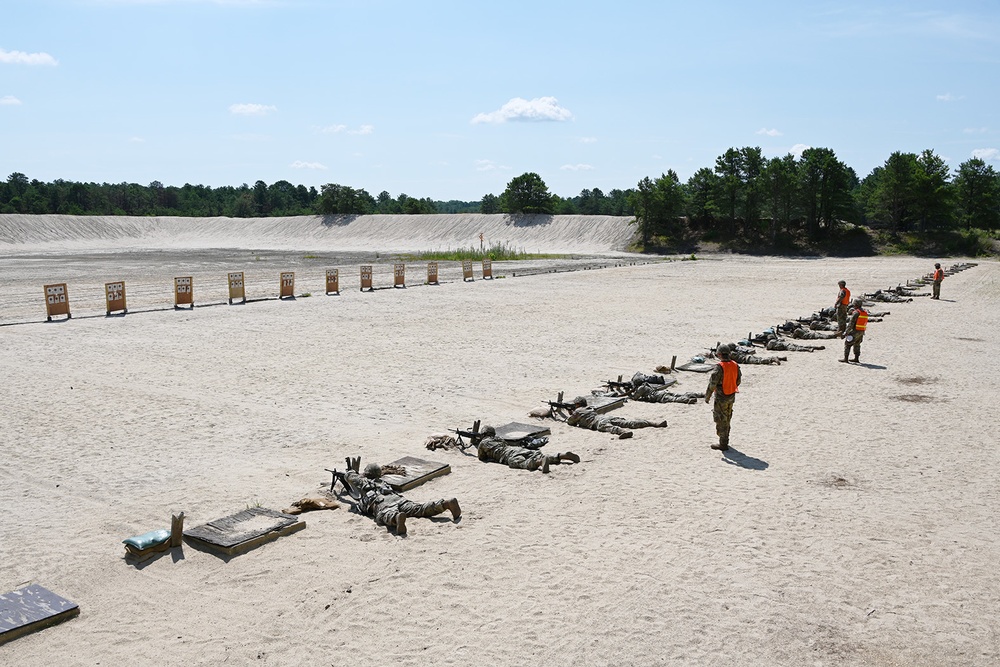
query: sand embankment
[{"left": 0, "top": 213, "right": 638, "bottom": 254}]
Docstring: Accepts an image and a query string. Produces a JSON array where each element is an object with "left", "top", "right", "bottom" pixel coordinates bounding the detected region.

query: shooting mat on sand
[
  {"left": 585, "top": 396, "right": 627, "bottom": 412},
  {"left": 495, "top": 422, "right": 552, "bottom": 441},
  {"left": 380, "top": 457, "right": 451, "bottom": 492},
  {"left": 675, "top": 361, "right": 716, "bottom": 373},
  {"left": 0, "top": 584, "right": 79, "bottom": 646},
  {"left": 183, "top": 507, "right": 305, "bottom": 556}
]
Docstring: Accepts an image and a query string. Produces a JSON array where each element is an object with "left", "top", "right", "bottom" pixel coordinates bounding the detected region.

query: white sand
[{"left": 1, "top": 215, "right": 998, "bottom": 666}]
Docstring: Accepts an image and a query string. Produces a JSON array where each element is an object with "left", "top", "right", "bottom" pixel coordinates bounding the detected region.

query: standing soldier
[
  {"left": 839, "top": 297, "right": 869, "bottom": 363},
  {"left": 931, "top": 263, "right": 944, "bottom": 299},
  {"left": 705, "top": 344, "right": 741, "bottom": 451},
  {"left": 835, "top": 280, "right": 851, "bottom": 337}
]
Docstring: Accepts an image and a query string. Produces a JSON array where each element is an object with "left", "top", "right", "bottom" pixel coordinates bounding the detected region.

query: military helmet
[
  {"left": 479, "top": 425, "right": 496, "bottom": 437},
  {"left": 838, "top": 280, "right": 846, "bottom": 287},
  {"left": 363, "top": 463, "right": 382, "bottom": 479},
  {"left": 852, "top": 297, "right": 863, "bottom": 307},
  {"left": 716, "top": 344, "right": 732, "bottom": 358}
]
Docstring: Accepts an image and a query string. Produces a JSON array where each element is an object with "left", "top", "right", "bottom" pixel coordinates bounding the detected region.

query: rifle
[
  {"left": 450, "top": 419, "right": 482, "bottom": 449},
  {"left": 604, "top": 375, "right": 633, "bottom": 396},
  {"left": 547, "top": 391, "right": 583, "bottom": 419},
  {"left": 325, "top": 456, "right": 362, "bottom": 494}
]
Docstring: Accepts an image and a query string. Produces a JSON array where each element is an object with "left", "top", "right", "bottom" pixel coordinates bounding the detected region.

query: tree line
[{"left": 3, "top": 145, "right": 998, "bottom": 254}]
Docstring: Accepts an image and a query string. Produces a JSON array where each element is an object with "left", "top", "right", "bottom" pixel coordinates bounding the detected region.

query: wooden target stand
[
  {"left": 279, "top": 271, "right": 295, "bottom": 300},
  {"left": 325, "top": 268, "right": 340, "bottom": 295},
  {"left": 462, "top": 260, "right": 474, "bottom": 282},
  {"left": 174, "top": 277, "right": 194, "bottom": 309},
  {"left": 228, "top": 271, "right": 246, "bottom": 304},
  {"left": 43, "top": 283, "right": 71, "bottom": 322},
  {"left": 482, "top": 258, "right": 493, "bottom": 279},
  {"left": 393, "top": 263, "right": 406, "bottom": 288},
  {"left": 427, "top": 262, "right": 439, "bottom": 285},
  {"left": 104, "top": 281, "right": 127, "bottom": 316},
  {"left": 360, "top": 265, "right": 373, "bottom": 292}
]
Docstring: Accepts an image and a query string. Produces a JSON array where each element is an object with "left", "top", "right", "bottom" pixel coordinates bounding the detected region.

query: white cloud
[
  {"left": 963, "top": 127, "right": 989, "bottom": 134},
  {"left": 290, "top": 160, "right": 327, "bottom": 170},
  {"left": 936, "top": 93, "right": 963, "bottom": 102},
  {"left": 349, "top": 124, "right": 374, "bottom": 135},
  {"left": 790, "top": 143, "right": 811, "bottom": 158},
  {"left": 756, "top": 128, "right": 782, "bottom": 137},
  {"left": 0, "top": 48, "right": 58, "bottom": 66},
  {"left": 474, "top": 159, "right": 510, "bottom": 172},
  {"left": 129, "top": 136, "right": 144, "bottom": 143},
  {"left": 229, "top": 103, "right": 276, "bottom": 116},
  {"left": 319, "top": 124, "right": 346, "bottom": 134},
  {"left": 560, "top": 164, "right": 595, "bottom": 171},
  {"left": 471, "top": 97, "right": 573, "bottom": 124},
  {"left": 578, "top": 136, "right": 597, "bottom": 144},
  {"left": 0, "top": 95, "right": 22, "bottom": 105},
  {"left": 972, "top": 148, "right": 999, "bottom": 161}
]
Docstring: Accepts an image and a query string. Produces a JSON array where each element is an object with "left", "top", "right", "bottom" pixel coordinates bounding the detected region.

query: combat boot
[{"left": 851, "top": 356, "right": 860, "bottom": 363}]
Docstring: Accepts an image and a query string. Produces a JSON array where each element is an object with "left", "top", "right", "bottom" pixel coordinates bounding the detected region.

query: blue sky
[{"left": 2, "top": 0, "right": 999, "bottom": 201}]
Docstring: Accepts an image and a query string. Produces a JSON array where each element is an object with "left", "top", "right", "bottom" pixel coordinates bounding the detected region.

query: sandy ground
[{"left": 1, "top": 215, "right": 999, "bottom": 666}]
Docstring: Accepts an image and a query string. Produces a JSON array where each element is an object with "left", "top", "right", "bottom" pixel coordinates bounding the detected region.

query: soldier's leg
[
  {"left": 851, "top": 332, "right": 863, "bottom": 362},
  {"left": 595, "top": 420, "right": 631, "bottom": 438},
  {"left": 840, "top": 339, "right": 851, "bottom": 362},
  {"left": 398, "top": 498, "right": 459, "bottom": 520},
  {"left": 374, "top": 504, "right": 403, "bottom": 532},
  {"left": 609, "top": 417, "right": 668, "bottom": 429},
  {"left": 507, "top": 451, "right": 544, "bottom": 471}
]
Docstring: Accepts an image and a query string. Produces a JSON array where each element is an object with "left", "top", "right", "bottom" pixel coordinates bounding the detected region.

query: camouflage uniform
[
  {"left": 932, "top": 266, "right": 943, "bottom": 299},
  {"left": 841, "top": 307, "right": 866, "bottom": 362},
  {"left": 792, "top": 327, "right": 838, "bottom": 340},
  {"left": 835, "top": 285, "right": 850, "bottom": 335},
  {"left": 722, "top": 349, "right": 782, "bottom": 365},
  {"left": 477, "top": 436, "right": 551, "bottom": 471},
  {"left": 706, "top": 359, "right": 742, "bottom": 447},
  {"left": 765, "top": 337, "right": 823, "bottom": 352},
  {"left": 344, "top": 470, "right": 454, "bottom": 529},
  {"left": 566, "top": 406, "right": 666, "bottom": 437},
  {"left": 632, "top": 382, "right": 704, "bottom": 404}
]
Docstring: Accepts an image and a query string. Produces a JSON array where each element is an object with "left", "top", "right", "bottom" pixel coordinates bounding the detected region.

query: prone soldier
[
  {"left": 565, "top": 403, "right": 667, "bottom": 439},
  {"left": 474, "top": 426, "right": 579, "bottom": 473}
]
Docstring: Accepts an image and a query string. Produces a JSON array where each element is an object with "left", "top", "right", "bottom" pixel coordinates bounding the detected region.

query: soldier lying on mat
[
  {"left": 472, "top": 425, "right": 580, "bottom": 473},
  {"left": 333, "top": 458, "right": 460, "bottom": 535}
]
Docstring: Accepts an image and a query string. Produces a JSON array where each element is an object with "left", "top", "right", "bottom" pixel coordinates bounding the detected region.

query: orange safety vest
[
  {"left": 839, "top": 287, "right": 851, "bottom": 305},
  {"left": 719, "top": 360, "right": 739, "bottom": 395},
  {"left": 934, "top": 269, "right": 944, "bottom": 281},
  {"left": 854, "top": 309, "right": 868, "bottom": 331}
]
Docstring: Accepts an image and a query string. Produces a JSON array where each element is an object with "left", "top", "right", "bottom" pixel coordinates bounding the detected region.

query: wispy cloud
[
  {"left": 790, "top": 143, "right": 811, "bottom": 158},
  {"left": 577, "top": 136, "right": 597, "bottom": 144},
  {"left": 963, "top": 127, "right": 989, "bottom": 134},
  {"left": 471, "top": 97, "right": 573, "bottom": 124},
  {"left": 0, "top": 48, "right": 58, "bottom": 66},
  {"left": 0, "top": 95, "right": 22, "bottom": 105},
  {"left": 229, "top": 103, "right": 276, "bottom": 116},
  {"left": 756, "top": 128, "right": 782, "bottom": 137},
  {"left": 129, "top": 136, "right": 144, "bottom": 143},
  {"left": 290, "top": 160, "right": 327, "bottom": 170},
  {"left": 972, "top": 148, "right": 999, "bottom": 161},
  {"left": 317, "top": 123, "right": 373, "bottom": 135},
  {"left": 475, "top": 159, "right": 510, "bottom": 172},
  {"left": 560, "top": 164, "right": 595, "bottom": 171},
  {"left": 936, "top": 93, "right": 963, "bottom": 102}
]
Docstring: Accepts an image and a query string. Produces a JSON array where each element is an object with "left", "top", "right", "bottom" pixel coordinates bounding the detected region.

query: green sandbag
[{"left": 123, "top": 529, "right": 170, "bottom": 551}]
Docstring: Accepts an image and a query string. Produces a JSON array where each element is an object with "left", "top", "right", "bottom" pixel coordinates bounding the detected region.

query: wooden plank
[
  {"left": 183, "top": 507, "right": 305, "bottom": 556},
  {"left": 0, "top": 584, "right": 79, "bottom": 646},
  {"left": 380, "top": 456, "right": 451, "bottom": 492}
]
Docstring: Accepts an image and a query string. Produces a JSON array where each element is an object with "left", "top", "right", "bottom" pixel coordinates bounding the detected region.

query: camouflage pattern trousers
[
  {"left": 844, "top": 330, "right": 865, "bottom": 358},
  {"left": 836, "top": 304, "right": 848, "bottom": 334},
  {"left": 933, "top": 281, "right": 941, "bottom": 298},
  {"left": 373, "top": 497, "right": 450, "bottom": 527},
  {"left": 598, "top": 416, "right": 660, "bottom": 436},
  {"left": 713, "top": 394, "right": 736, "bottom": 445}
]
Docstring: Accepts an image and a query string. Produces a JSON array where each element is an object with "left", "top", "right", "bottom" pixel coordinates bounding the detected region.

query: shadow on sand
[{"left": 721, "top": 447, "right": 768, "bottom": 471}]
